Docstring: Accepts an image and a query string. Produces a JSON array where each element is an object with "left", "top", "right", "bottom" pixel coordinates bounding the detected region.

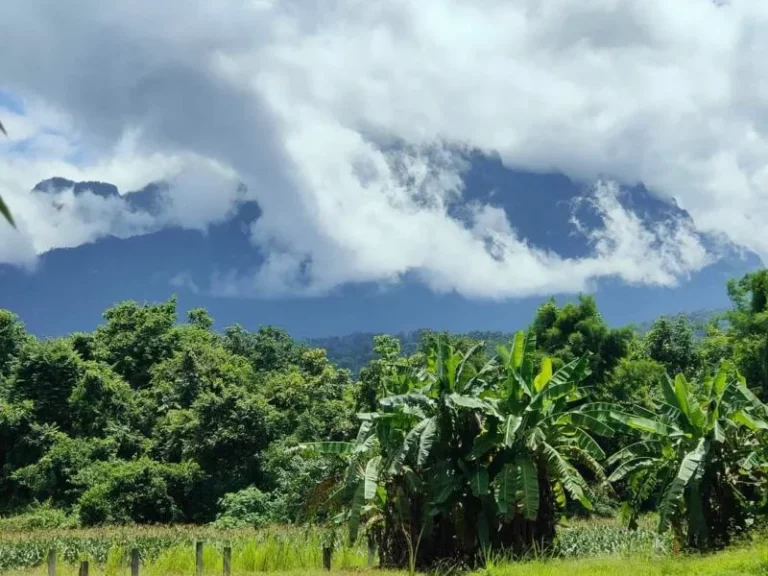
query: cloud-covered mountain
[
  {"left": 3, "top": 0, "right": 768, "bottom": 339},
  {"left": 0, "top": 159, "right": 758, "bottom": 339}
]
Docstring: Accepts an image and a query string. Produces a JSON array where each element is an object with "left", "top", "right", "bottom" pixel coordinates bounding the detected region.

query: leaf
[
  {"left": 528, "top": 380, "right": 578, "bottom": 411},
  {"left": 355, "top": 421, "right": 373, "bottom": 444},
  {"left": 469, "top": 433, "right": 499, "bottom": 461},
  {"left": 559, "top": 412, "right": 615, "bottom": 437},
  {"left": 568, "top": 427, "right": 605, "bottom": 461},
  {"left": 470, "top": 466, "right": 489, "bottom": 496},
  {"left": 605, "top": 440, "right": 662, "bottom": 468},
  {"left": 503, "top": 415, "right": 523, "bottom": 447},
  {"left": 609, "top": 411, "right": 671, "bottom": 436},
  {"left": 713, "top": 421, "right": 725, "bottom": 443},
  {"left": 608, "top": 457, "right": 654, "bottom": 482},
  {"left": 516, "top": 455, "right": 539, "bottom": 520},
  {"left": 364, "top": 456, "right": 381, "bottom": 500},
  {"left": 674, "top": 374, "right": 692, "bottom": 421},
  {"left": 713, "top": 364, "right": 729, "bottom": 397},
  {"left": 544, "top": 443, "right": 591, "bottom": 510},
  {"left": 494, "top": 463, "right": 518, "bottom": 514},
  {"left": 520, "top": 332, "right": 537, "bottom": 382},
  {"left": 0, "top": 119, "right": 6, "bottom": 136},
  {"left": 388, "top": 419, "right": 430, "bottom": 475},
  {"left": 348, "top": 481, "right": 366, "bottom": 542},
  {"left": 448, "top": 393, "right": 486, "bottom": 411},
  {"left": 433, "top": 474, "right": 459, "bottom": 504},
  {"left": 732, "top": 410, "right": 768, "bottom": 431},
  {"left": 658, "top": 438, "right": 709, "bottom": 533},
  {"left": 534, "top": 357, "right": 553, "bottom": 392},
  {"left": 456, "top": 344, "right": 482, "bottom": 392},
  {"left": 740, "top": 451, "right": 761, "bottom": 471},
  {"left": 512, "top": 332, "right": 526, "bottom": 369},
  {"left": 661, "top": 374, "right": 682, "bottom": 412},
  {"left": 733, "top": 382, "right": 768, "bottom": 416},
  {"left": 353, "top": 433, "right": 378, "bottom": 455},
  {"left": 417, "top": 417, "right": 437, "bottom": 467},
  {"left": 379, "top": 393, "right": 433, "bottom": 408},
  {"left": 549, "top": 355, "right": 591, "bottom": 388},
  {"left": 496, "top": 344, "right": 511, "bottom": 368}
]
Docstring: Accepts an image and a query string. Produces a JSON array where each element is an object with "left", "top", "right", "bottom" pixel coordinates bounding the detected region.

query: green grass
[
  {"left": 481, "top": 536, "right": 768, "bottom": 576},
  {"left": 0, "top": 526, "right": 371, "bottom": 573},
  {"left": 2, "top": 522, "right": 768, "bottom": 576}
]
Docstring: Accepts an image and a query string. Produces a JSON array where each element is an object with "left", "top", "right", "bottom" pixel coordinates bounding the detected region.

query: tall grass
[
  {"left": 0, "top": 526, "right": 370, "bottom": 573},
  {"left": 480, "top": 535, "right": 768, "bottom": 576}
]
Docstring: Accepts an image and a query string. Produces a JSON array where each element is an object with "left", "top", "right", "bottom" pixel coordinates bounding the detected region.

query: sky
[{"left": 1, "top": 0, "right": 767, "bottom": 309}]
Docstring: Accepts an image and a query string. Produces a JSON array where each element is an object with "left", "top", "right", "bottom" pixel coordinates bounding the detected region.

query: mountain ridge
[{"left": 0, "top": 160, "right": 759, "bottom": 339}]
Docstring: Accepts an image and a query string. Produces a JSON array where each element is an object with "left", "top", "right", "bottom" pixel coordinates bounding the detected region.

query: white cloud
[{"left": 1, "top": 0, "right": 765, "bottom": 298}]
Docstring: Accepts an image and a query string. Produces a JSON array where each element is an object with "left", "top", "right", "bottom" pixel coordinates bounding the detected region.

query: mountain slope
[{"left": 0, "top": 158, "right": 759, "bottom": 339}]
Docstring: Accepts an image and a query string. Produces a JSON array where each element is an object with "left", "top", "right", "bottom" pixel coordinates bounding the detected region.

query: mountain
[{"left": 0, "top": 156, "right": 760, "bottom": 339}]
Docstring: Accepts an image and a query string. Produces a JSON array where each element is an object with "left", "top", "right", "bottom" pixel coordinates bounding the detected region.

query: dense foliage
[
  {"left": 2, "top": 271, "right": 768, "bottom": 570},
  {"left": 0, "top": 300, "right": 357, "bottom": 526}
]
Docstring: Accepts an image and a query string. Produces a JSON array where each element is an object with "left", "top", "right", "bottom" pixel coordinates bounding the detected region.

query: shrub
[{"left": 213, "top": 486, "right": 272, "bottom": 528}]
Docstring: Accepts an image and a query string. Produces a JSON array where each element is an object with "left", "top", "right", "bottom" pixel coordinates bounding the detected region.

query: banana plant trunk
[{"left": 379, "top": 460, "right": 557, "bottom": 569}]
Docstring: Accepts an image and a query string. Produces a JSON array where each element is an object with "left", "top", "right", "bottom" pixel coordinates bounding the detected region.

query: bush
[
  {"left": 0, "top": 500, "right": 77, "bottom": 531},
  {"left": 213, "top": 486, "right": 272, "bottom": 528},
  {"left": 76, "top": 458, "right": 201, "bottom": 525}
]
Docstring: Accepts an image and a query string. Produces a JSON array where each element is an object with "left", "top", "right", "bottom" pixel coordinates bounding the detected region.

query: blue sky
[{"left": 0, "top": 0, "right": 767, "bottom": 335}]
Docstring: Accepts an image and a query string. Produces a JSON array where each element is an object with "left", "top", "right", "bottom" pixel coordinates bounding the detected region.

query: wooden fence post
[
  {"left": 322, "top": 545, "right": 332, "bottom": 571},
  {"left": 131, "top": 548, "right": 140, "bottom": 576},
  {"left": 223, "top": 546, "right": 231, "bottom": 576},
  {"left": 47, "top": 549, "right": 56, "bottom": 576},
  {"left": 196, "top": 542, "right": 204, "bottom": 576},
  {"left": 78, "top": 561, "right": 89, "bottom": 576}
]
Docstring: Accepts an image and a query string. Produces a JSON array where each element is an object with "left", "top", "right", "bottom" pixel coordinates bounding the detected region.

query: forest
[{"left": 2, "top": 269, "right": 768, "bottom": 574}]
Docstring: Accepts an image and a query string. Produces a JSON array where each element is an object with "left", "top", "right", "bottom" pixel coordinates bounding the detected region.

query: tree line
[{"left": 2, "top": 271, "right": 768, "bottom": 566}]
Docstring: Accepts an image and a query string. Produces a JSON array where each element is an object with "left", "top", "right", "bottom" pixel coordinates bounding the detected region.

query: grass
[
  {"left": 481, "top": 536, "right": 768, "bottom": 576},
  {"left": 1, "top": 521, "right": 767, "bottom": 576},
  {"left": 0, "top": 526, "right": 371, "bottom": 573}
]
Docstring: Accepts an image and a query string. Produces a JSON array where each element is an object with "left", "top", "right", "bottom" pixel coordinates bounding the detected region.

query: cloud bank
[{"left": 1, "top": 0, "right": 765, "bottom": 297}]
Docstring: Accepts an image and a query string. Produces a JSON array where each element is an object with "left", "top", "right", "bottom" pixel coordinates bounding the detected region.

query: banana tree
[
  {"left": 304, "top": 332, "right": 618, "bottom": 568},
  {"left": 607, "top": 363, "right": 768, "bottom": 549}
]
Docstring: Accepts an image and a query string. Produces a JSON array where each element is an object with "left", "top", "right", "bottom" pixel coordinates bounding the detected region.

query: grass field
[
  {"left": 483, "top": 537, "right": 768, "bottom": 576},
  {"left": 0, "top": 520, "right": 765, "bottom": 576}
]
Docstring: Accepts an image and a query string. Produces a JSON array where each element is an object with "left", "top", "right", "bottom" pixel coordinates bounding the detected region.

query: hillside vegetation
[{"left": 2, "top": 270, "right": 768, "bottom": 572}]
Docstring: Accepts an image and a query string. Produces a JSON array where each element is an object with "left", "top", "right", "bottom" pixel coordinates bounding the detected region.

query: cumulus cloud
[{"left": 0, "top": 0, "right": 764, "bottom": 298}]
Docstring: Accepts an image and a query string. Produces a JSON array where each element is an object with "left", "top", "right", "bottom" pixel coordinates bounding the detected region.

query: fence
[{"left": 42, "top": 540, "right": 377, "bottom": 574}]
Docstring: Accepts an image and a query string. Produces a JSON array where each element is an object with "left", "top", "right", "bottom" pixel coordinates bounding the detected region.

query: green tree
[
  {"left": 356, "top": 335, "right": 402, "bottom": 413},
  {"left": 725, "top": 270, "right": 768, "bottom": 399},
  {"left": 187, "top": 308, "right": 214, "bottom": 330},
  {"left": 0, "top": 311, "right": 29, "bottom": 379},
  {"left": 11, "top": 340, "right": 83, "bottom": 430},
  {"left": 67, "top": 361, "right": 135, "bottom": 438},
  {"left": 223, "top": 325, "right": 301, "bottom": 373},
  {"left": 530, "top": 296, "right": 633, "bottom": 394},
  {"left": 93, "top": 299, "right": 179, "bottom": 389},
  {"left": 642, "top": 316, "right": 701, "bottom": 378},
  {"left": 11, "top": 433, "right": 116, "bottom": 507}
]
